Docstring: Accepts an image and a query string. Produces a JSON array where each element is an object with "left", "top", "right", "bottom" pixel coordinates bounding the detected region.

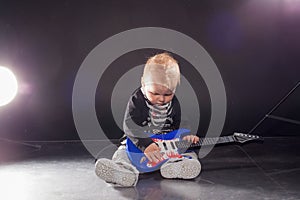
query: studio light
[
  {"left": 0, "top": 66, "right": 40, "bottom": 150},
  {"left": 0, "top": 66, "right": 18, "bottom": 106}
]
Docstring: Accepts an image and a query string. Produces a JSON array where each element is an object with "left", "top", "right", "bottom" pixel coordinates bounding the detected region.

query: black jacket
[{"left": 122, "top": 88, "right": 181, "bottom": 152}]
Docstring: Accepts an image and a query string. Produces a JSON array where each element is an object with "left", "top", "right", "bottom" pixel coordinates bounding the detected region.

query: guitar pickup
[{"left": 163, "top": 142, "right": 168, "bottom": 150}]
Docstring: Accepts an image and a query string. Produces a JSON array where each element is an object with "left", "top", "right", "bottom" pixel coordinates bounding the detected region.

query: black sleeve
[
  {"left": 123, "top": 91, "right": 154, "bottom": 152},
  {"left": 172, "top": 96, "right": 196, "bottom": 138}
]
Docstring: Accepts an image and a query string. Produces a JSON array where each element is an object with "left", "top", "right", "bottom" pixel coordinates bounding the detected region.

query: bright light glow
[
  {"left": 0, "top": 66, "right": 18, "bottom": 106},
  {"left": 283, "top": 0, "right": 300, "bottom": 14}
]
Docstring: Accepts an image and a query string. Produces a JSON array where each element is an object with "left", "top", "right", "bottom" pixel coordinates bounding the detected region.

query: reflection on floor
[{"left": 0, "top": 137, "right": 299, "bottom": 200}]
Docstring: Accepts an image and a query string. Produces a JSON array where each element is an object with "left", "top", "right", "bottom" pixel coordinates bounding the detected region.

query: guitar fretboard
[{"left": 175, "top": 136, "right": 235, "bottom": 149}]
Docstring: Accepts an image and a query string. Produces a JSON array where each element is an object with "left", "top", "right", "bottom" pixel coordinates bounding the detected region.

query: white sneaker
[
  {"left": 160, "top": 158, "right": 201, "bottom": 179},
  {"left": 95, "top": 158, "right": 137, "bottom": 187}
]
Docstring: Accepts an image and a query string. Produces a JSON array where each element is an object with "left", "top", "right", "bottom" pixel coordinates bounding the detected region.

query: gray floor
[{"left": 0, "top": 137, "right": 299, "bottom": 200}]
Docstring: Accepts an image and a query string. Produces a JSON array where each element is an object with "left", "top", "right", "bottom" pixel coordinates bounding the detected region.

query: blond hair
[{"left": 142, "top": 53, "right": 180, "bottom": 92}]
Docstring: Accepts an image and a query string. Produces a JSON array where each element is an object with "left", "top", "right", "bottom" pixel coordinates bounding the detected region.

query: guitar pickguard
[{"left": 144, "top": 138, "right": 183, "bottom": 168}]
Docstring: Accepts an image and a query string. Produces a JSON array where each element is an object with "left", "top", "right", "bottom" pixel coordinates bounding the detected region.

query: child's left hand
[{"left": 182, "top": 135, "right": 199, "bottom": 143}]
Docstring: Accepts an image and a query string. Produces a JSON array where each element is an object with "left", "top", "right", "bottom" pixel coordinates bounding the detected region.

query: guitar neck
[{"left": 176, "top": 135, "right": 235, "bottom": 149}]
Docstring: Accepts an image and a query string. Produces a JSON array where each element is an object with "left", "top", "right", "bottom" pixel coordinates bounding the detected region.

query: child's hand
[
  {"left": 144, "top": 143, "right": 163, "bottom": 163},
  {"left": 183, "top": 135, "right": 199, "bottom": 144}
]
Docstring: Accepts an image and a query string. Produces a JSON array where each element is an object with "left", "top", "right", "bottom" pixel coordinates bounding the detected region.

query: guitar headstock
[{"left": 233, "top": 132, "right": 262, "bottom": 143}]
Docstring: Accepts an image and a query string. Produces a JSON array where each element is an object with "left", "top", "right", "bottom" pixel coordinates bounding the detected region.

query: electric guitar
[{"left": 126, "top": 128, "right": 261, "bottom": 173}]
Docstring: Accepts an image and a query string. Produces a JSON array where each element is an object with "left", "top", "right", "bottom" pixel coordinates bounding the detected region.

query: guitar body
[{"left": 126, "top": 128, "right": 192, "bottom": 173}]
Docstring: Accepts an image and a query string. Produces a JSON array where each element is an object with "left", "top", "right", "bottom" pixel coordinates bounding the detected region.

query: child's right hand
[{"left": 144, "top": 143, "right": 163, "bottom": 163}]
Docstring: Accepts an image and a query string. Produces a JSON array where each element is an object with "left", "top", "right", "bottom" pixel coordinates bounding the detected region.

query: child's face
[{"left": 143, "top": 83, "right": 175, "bottom": 105}]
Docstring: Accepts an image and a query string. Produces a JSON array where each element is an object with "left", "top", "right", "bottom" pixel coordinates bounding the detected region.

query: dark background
[{"left": 0, "top": 0, "right": 299, "bottom": 141}]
